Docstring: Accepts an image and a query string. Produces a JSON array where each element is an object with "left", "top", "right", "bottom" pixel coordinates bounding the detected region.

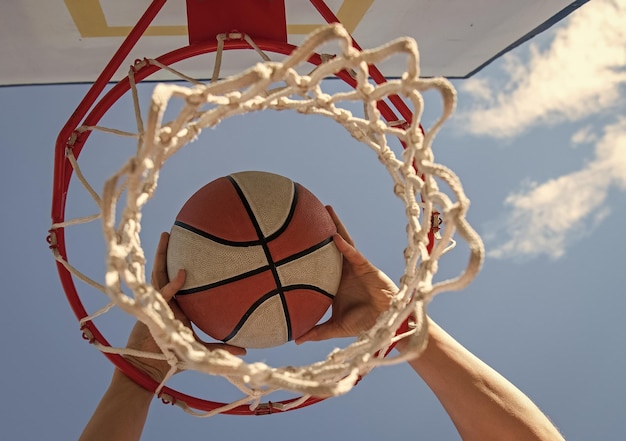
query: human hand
[
  {"left": 295, "top": 206, "right": 398, "bottom": 344},
  {"left": 124, "top": 232, "right": 246, "bottom": 382}
]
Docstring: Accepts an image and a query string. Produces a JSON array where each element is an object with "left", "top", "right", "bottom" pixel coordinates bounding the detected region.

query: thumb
[
  {"left": 160, "top": 269, "right": 185, "bottom": 301},
  {"left": 295, "top": 320, "right": 340, "bottom": 344}
]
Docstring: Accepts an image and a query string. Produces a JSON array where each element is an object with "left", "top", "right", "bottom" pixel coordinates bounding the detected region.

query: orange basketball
[{"left": 166, "top": 171, "right": 342, "bottom": 348}]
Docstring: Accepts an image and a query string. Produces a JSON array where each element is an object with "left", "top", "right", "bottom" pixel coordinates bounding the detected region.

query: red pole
[{"left": 52, "top": 0, "right": 169, "bottom": 225}]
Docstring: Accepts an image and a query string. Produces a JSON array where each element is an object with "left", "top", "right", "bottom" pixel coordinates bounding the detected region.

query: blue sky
[{"left": 1, "top": 1, "right": 625, "bottom": 440}]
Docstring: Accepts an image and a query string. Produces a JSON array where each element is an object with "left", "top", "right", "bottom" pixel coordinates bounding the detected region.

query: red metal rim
[
  {"left": 50, "top": 0, "right": 421, "bottom": 416},
  {"left": 50, "top": 40, "right": 415, "bottom": 416}
]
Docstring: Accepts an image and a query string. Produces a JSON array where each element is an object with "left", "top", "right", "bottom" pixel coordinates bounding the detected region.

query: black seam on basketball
[
  {"left": 173, "top": 220, "right": 264, "bottom": 247},
  {"left": 274, "top": 236, "right": 335, "bottom": 266},
  {"left": 222, "top": 290, "right": 282, "bottom": 343},
  {"left": 282, "top": 284, "right": 336, "bottom": 300},
  {"left": 175, "top": 265, "right": 272, "bottom": 295},
  {"left": 227, "top": 175, "right": 293, "bottom": 341},
  {"left": 264, "top": 183, "right": 299, "bottom": 242}
]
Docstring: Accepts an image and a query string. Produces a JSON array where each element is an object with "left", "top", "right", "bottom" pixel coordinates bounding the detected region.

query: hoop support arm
[
  {"left": 310, "top": 0, "right": 414, "bottom": 125},
  {"left": 52, "top": 0, "right": 168, "bottom": 225}
]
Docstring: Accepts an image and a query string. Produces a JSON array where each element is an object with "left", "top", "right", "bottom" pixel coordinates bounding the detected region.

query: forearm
[
  {"left": 399, "top": 319, "right": 564, "bottom": 441},
  {"left": 78, "top": 369, "right": 153, "bottom": 441}
]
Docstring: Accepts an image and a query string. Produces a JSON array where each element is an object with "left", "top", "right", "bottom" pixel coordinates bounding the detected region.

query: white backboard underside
[{"left": 1, "top": 0, "right": 589, "bottom": 85}]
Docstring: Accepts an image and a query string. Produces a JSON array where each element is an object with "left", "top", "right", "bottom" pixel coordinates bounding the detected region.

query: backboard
[{"left": 1, "top": 0, "right": 589, "bottom": 86}]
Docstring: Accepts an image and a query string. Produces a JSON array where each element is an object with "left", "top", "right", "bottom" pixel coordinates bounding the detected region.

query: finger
[
  {"left": 326, "top": 205, "right": 355, "bottom": 247},
  {"left": 160, "top": 269, "right": 185, "bottom": 301},
  {"left": 333, "top": 233, "right": 368, "bottom": 266},
  {"left": 203, "top": 343, "right": 247, "bottom": 356},
  {"left": 168, "top": 297, "right": 190, "bottom": 325},
  {"left": 152, "top": 232, "right": 171, "bottom": 290},
  {"left": 295, "top": 321, "right": 342, "bottom": 344},
  {"left": 185, "top": 320, "right": 247, "bottom": 355}
]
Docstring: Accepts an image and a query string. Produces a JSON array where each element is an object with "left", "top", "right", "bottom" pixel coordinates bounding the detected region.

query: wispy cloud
[
  {"left": 487, "top": 118, "right": 626, "bottom": 259},
  {"left": 458, "top": 0, "right": 626, "bottom": 138},
  {"left": 456, "top": 0, "right": 626, "bottom": 259}
]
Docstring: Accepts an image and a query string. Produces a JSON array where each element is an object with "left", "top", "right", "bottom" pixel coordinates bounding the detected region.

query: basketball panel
[
  {"left": 276, "top": 241, "right": 342, "bottom": 295},
  {"left": 175, "top": 269, "right": 278, "bottom": 341},
  {"left": 176, "top": 176, "right": 259, "bottom": 242},
  {"left": 283, "top": 289, "right": 333, "bottom": 341},
  {"left": 267, "top": 184, "right": 336, "bottom": 261},
  {"left": 230, "top": 171, "right": 295, "bottom": 238},
  {"left": 225, "top": 295, "right": 289, "bottom": 348},
  {"left": 167, "top": 224, "right": 268, "bottom": 289}
]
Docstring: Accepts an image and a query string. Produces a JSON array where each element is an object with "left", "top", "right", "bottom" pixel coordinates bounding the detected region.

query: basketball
[{"left": 166, "top": 171, "right": 342, "bottom": 348}]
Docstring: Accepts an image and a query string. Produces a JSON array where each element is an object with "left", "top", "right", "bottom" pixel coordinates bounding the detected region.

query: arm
[
  {"left": 78, "top": 233, "right": 186, "bottom": 441},
  {"left": 79, "top": 233, "right": 245, "bottom": 441},
  {"left": 396, "top": 320, "right": 565, "bottom": 441},
  {"left": 78, "top": 370, "right": 153, "bottom": 441},
  {"left": 298, "top": 206, "right": 564, "bottom": 441}
]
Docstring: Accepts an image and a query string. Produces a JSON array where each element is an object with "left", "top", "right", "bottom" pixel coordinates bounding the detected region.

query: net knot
[
  {"left": 131, "top": 58, "right": 150, "bottom": 74},
  {"left": 80, "top": 326, "right": 96, "bottom": 344}
]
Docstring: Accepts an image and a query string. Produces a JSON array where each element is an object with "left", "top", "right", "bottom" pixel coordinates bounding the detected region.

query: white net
[{"left": 51, "top": 24, "right": 484, "bottom": 416}]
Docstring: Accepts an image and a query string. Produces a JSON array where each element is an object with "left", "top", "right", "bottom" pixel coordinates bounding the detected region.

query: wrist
[
  {"left": 110, "top": 368, "right": 155, "bottom": 401},
  {"left": 394, "top": 315, "right": 436, "bottom": 356}
]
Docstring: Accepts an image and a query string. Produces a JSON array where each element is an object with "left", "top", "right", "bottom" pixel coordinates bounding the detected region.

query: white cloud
[
  {"left": 488, "top": 118, "right": 626, "bottom": 259},
  {"left": 450, "top": 0, "right": 626, "bottom": 259},
  {"left": 571, "top": 125, "right": 598, "bottom": 145},
  {"left": 457, "top": 0, "right": 626, "bottom": 138}
]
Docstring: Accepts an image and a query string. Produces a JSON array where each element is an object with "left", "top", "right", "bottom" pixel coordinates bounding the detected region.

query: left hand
[{"left": 124, "top": 232, "right": 246, "bottom": 382}]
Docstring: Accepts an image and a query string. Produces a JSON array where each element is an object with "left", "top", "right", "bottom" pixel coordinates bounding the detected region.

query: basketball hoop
[{"left": 49, "top": 0, "right": 484, "bottom": 416}]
